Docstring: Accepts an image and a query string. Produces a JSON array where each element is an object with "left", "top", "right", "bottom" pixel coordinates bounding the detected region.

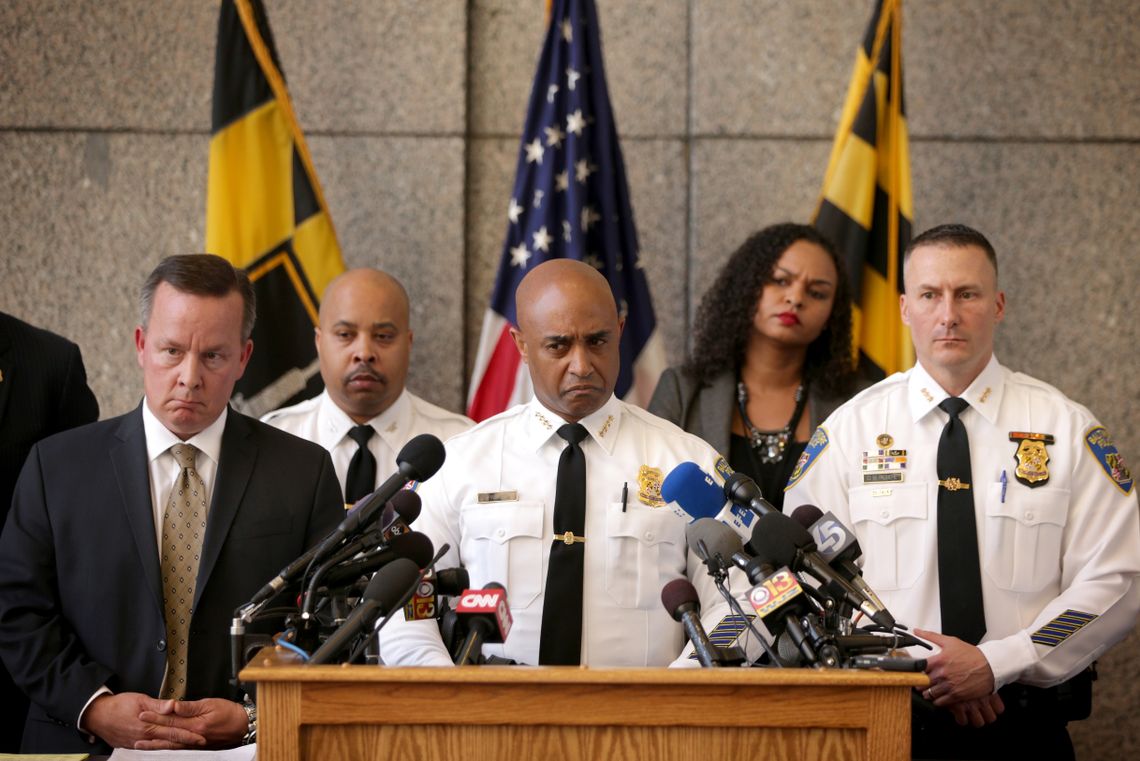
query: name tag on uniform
[
  {"left": 862, "top": 449, "right": 907, "bottom": 484},
  {"left": 477, "top": 490, "right": 519, "bottom": 503}
]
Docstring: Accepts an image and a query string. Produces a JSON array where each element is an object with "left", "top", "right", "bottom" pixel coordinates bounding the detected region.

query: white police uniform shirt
[
  {"left": 379, "top": 393, "right": 742, "bottom": 667},
  {"left": 784, "top": 355, "right": 1140, "bottom": 689},
  {"left": 262, "top": 388, "right": 472, "bottom": 502}
]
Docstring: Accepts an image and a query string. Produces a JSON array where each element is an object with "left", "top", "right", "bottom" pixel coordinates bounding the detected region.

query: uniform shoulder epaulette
[{"left": 260, "top": 395, "right": 321, "bottom": 423}]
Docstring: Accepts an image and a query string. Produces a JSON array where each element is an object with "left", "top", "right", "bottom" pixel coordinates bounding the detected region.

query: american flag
[{"left": 466, "top": 0, "right": 665, "bottom": 422}]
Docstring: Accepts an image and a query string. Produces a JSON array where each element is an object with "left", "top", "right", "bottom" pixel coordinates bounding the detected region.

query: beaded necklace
[{"left": 735, "top": 379, "right": 807, "bottom": 464}]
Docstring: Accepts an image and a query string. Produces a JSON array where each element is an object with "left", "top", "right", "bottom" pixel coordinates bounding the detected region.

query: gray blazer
[{"left": 648, "top": 366, "right": 850, "bottom": 457}]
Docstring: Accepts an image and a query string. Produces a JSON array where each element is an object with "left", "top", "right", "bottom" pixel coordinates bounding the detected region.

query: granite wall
[{"left": 1, "top": 1, "right": 1136, "bottom": 755}]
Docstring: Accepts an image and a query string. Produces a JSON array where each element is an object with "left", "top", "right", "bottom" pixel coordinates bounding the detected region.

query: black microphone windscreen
[
  {"left": 724, "top": 472, "right": 762, "bottom": 504},
  {"left": 388, "top": 531, "right": 435, "bottom": 568},
  {"left": 660, "top": 578, "right": 700, "bottom": 621},
  {"left": 790, "top": 504, "right": 824, "bottom": 529},
  {"left": 776, "top": 631, "right": 804, "bottom": 666},
  {"left": 365, "top": 557, "right": 421, "bottom": 611},
  {"left": 685, "top": 518, "right": 743, "bottom": 562},
  {"left": 747, "top": 512, "right": 811, "bottom": 568},
  {"left": 436, "top": 567, "right": 470, "bottom": 596},
  {"left": 388, "top": 489, "right": 422, "bottom": 523},
  {"left": 396, "top": 434, "right": 446, "bottom": 482}
]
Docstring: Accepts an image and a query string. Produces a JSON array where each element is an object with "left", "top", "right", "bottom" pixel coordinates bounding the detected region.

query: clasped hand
[
  {"left": 916, "top": 628, "right": 1004, "bottom": 728},
  {"left": 85, "top": 692, "right": 247, "bottom": 750}
]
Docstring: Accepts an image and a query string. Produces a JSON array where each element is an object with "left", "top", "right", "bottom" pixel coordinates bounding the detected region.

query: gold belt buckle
[{"left": 560, "top": 531, "right": 585, "bottom": 545}]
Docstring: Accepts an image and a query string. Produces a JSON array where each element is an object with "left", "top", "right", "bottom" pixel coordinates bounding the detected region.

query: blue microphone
[{"left": 661, "top": 462, "right": 754, "bottom": 539}]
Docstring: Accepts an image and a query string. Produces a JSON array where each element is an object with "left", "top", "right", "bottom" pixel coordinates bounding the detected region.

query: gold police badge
[
  {"left": 637, "top": 465, "right": 665, "bottom": 507},
  {"left": 1009, "top": 431, "right": 1055, "bottom": 487}
]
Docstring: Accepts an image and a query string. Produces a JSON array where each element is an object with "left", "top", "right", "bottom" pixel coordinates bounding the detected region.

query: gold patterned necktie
[{"left": 159, "top": 443, "right": 208, "bottom": 700}]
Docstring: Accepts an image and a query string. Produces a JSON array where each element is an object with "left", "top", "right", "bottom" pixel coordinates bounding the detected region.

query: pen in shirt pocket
[
  {"left": 621, "top": 481, "right": 628, "bottom": 512},
  {"left": 1000, "top": 470, "right": 1008, "bottom": 503}
]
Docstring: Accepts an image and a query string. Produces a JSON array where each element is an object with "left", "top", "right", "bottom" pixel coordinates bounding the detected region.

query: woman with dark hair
[{"left": 649, "top": 222, "right": 858, "bottom": 511}]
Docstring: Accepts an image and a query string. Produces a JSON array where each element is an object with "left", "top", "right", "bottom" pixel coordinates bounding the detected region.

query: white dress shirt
[
  {"left": 141, "top": 401, "right": 226, "bottom": 548},
  {"left": 379, "top": 394, "right": 748, "bottom": 668},
  {"left": 785, "top": 355, "right": 1140, "bottom": 689},
  {"left": 262, "top": 388, "right": 473, "bottom": 503}
]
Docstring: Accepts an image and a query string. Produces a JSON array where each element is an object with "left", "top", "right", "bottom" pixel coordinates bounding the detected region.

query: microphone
[
  {"left": 375, "top": 489, "right": 422, "bottom": 541},
  {"left": 300, "top": 494, "right": 426, "bottom": 614},
  {"left": 743, "top": 536, "right": 821, "bottom": 665},
  {"left": 749, "top": 512, "right": 896, "bottom": 630},
  {"left": 684, "top": 518, "right": 786, "bottom": 667},
  {"left": 660, "top": 578, "right": 722, "bottom": 668},
  {"left": 311, "top": 492, "right": 423, "bottom": 576},
  {"left": 242, "top": 439, "right": 440, "bottom": 611},
  {"left": 685, "top": 517, "right": 743, "bottom": 572},
  {"left": 790, "top": 504, "right": 892, "bottom": 622},
  {"left": 660, "top": 462, "right": 754, "bottom": 539},
  {"left": 310, "top": 435, "right": 443, "bottom": 561},
  {"left": 308, "top": 558, "right": 421, "bottom": 665},
  {"left": 849, "top": 654, "right": 927, "bottom": 672},
  {"left": 319, "top": 531, "right": 436, "bottom": 590},
  {"left": 404, "top": 566, "right": 471, "bottom": 622},
  {"left": 453, "top": 583, "right": 513, "bottom": 665},
  {"left": 684, "top": 515, "right": 773, "bottom": 584},
  {"left": 723, "top": 472, "right": 777, "bottom": 518}
]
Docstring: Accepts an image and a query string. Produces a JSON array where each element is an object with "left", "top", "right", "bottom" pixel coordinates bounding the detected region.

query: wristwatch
[{"left": 241, "top": 696, "right": 257, "bottom": 745}]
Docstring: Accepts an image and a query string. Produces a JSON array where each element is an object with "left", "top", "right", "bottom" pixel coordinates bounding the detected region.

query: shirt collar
[
  {"left": 907, "top": 355, "right": 1005, "bottom": 425},
  {"left": 318, "top": 388, "right": 413, "bottom": 453},
  {"left": 141, "top": 398, "right": 227, "bottom": 467},
  {"left": 521, "top": 394, "right": 623, "bottom": 456}
]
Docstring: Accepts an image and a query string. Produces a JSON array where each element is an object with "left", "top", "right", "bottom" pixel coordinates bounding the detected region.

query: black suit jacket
[
  {"left": 0, "top": 312, "right": 99, "bottom": 753},
  {"left": 0, "top": 404, "right": 343, "bottom": 753},
  {"left": 0, "top": 312, "right": 99, "bottom": 523}
]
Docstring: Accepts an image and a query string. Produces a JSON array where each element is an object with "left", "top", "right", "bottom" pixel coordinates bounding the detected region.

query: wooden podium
[{"left": 241, "top": 648, "right": 926, "bottom": 761}]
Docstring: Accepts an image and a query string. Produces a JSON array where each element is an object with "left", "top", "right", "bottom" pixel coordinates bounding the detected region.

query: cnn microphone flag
[
  {"left": 206, "top": 0, "right": 346, "bottom": 417},
  {"left": 812, "top": 0, "right": 914, "bottom": 378},
  {"left": 466, "top": 0, "right": 666, "bottom": 421}
]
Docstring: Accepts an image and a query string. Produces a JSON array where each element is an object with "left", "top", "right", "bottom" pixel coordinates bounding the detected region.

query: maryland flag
[
  {"left": 813, "top": 0, "right": 914, "bottom": 377},
  {"left": 206, "top": 0, "right": 345, "bottom": 417}
]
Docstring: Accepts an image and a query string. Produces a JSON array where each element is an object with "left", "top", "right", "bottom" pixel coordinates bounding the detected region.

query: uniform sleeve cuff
[{"left": 978, "top": 632, "right": 1037, "bottom": 690}]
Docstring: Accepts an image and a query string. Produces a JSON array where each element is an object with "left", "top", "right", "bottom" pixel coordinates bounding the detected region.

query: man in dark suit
[
  {"left": 0, "top": 312, "right": 100, "bottom": 752},
  {"left": 0, "top": 255, "right": 343, "bottom": 753}
]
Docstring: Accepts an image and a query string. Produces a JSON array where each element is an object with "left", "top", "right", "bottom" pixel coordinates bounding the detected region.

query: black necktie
[
  {"left": 936, "top": 397, "right": 986, "bottom": 645},
  {"left": 539, "top": 423, "right": 588, "bottom": 665},
  {"left": 345, "top": 424, "right": 376, "bottom": 505}
]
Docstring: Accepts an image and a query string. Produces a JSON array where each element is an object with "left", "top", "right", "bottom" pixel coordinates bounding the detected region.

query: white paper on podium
[{"left": 109, "top": 745, "right": 255, "bottom": 760}]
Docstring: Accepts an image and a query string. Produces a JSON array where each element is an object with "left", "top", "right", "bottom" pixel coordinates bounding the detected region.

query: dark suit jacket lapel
[
  {"left": 0, "top": 324, "right": 13, "bottom": 428},
  {"left": 196, "top": 409, "right": 255, "bottom": 606},
  {"left": 701, "top": 371, "right": 736, "bottom": 456},
  {"left": 109, "top": 405, "right": 164, "bottom": 612}
]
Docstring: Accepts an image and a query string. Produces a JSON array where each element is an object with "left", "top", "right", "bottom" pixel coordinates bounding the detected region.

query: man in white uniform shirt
[
  {"left": 263, "top": 269, "right": 472, "bottom": 505},
  {"left": 380, "top": 259, "right": 743, "bottom": 667},
  {"left": 784, "top": 224, "right": 1140, "bottom": 760}
]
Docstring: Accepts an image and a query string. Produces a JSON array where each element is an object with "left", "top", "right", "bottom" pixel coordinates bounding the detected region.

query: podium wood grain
[{"left": 241, "top": 648, "right": 926, "bottom": 761}]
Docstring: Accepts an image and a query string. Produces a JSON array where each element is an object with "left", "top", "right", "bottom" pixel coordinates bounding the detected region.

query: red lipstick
[{"left": 777, "top": 312, "right": 800, "bottom": 326}]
